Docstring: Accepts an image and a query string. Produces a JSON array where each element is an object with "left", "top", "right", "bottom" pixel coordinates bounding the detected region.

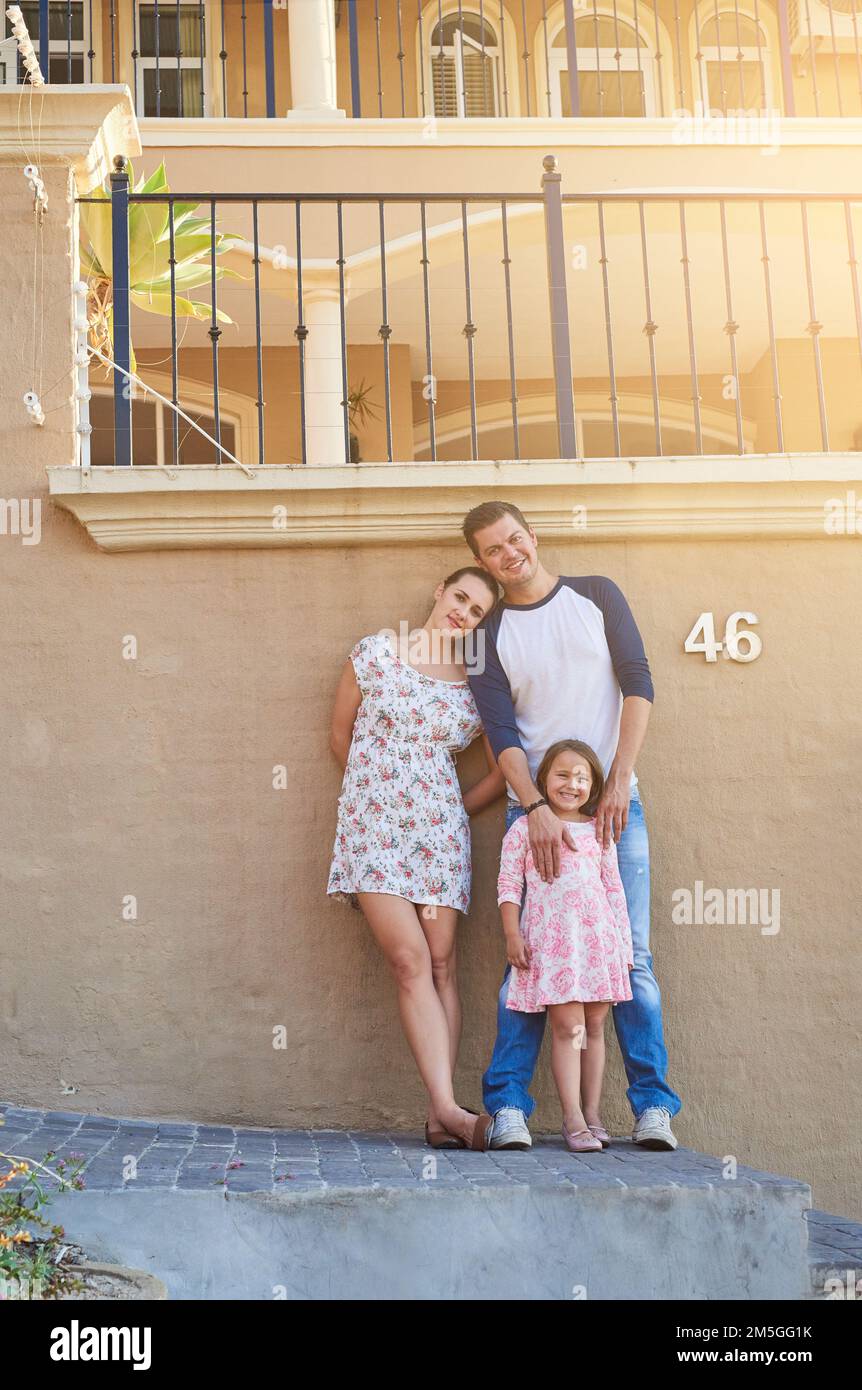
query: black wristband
[{"left": 523, "top": 798, "right": 548, "bottom": 815}]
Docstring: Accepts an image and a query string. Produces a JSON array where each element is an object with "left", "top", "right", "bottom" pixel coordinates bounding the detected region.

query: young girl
[{"left": 496, "top": 739, "right": 634, "bottom": 1154}]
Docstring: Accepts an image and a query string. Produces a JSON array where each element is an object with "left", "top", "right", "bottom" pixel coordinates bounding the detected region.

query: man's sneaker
[
  {"left": 490, "top": 1106, "right": 532, "bottom": 1150},
  {"left": 633, "top": 1106, "right": 678, "bottom": 1151}
]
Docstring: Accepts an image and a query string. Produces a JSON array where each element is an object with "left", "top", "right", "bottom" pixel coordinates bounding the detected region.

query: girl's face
[
  {"left": 545, "top": 752, "right": 594, "bottom": 814},
  {"left": 429, "top": 575, "right": 496, "bottom": 634}
]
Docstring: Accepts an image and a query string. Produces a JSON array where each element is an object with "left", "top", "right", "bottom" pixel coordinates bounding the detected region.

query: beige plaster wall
[{"left": 1, "top": 157, "right": 860, "bottom": 1227}]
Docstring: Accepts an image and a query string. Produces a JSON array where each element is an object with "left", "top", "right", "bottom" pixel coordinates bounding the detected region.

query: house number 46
[{"left": 684, "top": 612, "right": 762, "bottom": 663}]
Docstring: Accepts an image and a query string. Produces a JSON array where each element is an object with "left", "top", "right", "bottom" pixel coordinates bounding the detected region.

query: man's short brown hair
[{"left": 462, "top": 501, "right": 531, "bottom": 557}]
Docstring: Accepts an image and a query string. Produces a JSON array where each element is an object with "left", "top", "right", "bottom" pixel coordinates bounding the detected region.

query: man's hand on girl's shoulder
[{"left": 527, "top": 803, "right": 578, "bottom": 882}]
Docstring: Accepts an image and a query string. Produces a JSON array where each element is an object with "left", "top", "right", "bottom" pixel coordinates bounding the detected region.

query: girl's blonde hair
[{"left": 535, "top": 739, "right": 605, "bottom": 818}]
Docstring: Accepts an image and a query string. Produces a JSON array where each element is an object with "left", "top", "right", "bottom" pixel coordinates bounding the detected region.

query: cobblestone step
[{"left": 2, "top": 1100, "right": 847, "bottom": 1300}]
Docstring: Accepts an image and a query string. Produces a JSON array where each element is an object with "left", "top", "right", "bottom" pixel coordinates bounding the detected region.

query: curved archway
[{"left": 539, "top": 4, "right": 664, "bottom": 118}]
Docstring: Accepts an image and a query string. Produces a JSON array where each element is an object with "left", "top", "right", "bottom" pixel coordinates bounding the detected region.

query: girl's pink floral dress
[
  {"left": 498, "top": 816, "right": 634, "bottom": 1011},
  {"left": 327, "top": 631, "right": 483, "bottom": 913}
]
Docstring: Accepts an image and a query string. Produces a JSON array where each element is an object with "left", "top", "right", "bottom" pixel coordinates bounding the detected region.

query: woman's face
[
  {"left": 545, "top": 752, "right": 594, "bottom": 814},
  {"left": 430, "top": 574, "right": 496, "bottom": 633}
]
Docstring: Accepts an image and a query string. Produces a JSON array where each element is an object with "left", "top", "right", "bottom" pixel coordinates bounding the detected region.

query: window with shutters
[{"left": 430, "top": 12, "right": 500, "bottom": 117}]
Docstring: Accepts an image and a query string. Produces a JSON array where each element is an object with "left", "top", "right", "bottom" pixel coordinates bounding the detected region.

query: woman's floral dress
[{"left": 327, "top": 631, "right": 484, "bottom": 913}]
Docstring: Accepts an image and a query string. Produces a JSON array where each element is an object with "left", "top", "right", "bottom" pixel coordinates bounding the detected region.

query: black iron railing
[
  {"left": 9, "top": 1, "right": 862, "bottom": 120},
  {"left": 76, "top": 156, "right": 862, "bottom": 467}
]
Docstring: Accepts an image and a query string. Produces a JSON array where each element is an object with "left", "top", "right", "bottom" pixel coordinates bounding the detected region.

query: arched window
[
  {"left": 698, "top": 12, "right": 771, "bottom": 113},
  {"left": 430, "top": 11, "right": 500, "bottom": 117},
  {"left": 549, "top": 13, "right": 655, "bottom": 118},
  {"left": 88, "top": 385, "right": 239, "bottom": 467}
]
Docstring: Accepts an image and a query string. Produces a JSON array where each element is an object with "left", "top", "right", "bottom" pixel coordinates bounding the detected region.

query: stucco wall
[
  {"left": 1, "top": 156, "right": 860, "bottom": 1226},
  {"left": 3, "top": 495, "right": 861, "bottom": 1216}
]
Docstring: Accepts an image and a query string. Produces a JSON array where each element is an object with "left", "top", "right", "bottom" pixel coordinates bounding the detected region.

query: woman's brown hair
[
  {"left": 442, "top": 565, "right": 499, "bottom": 609},
  {"left": 535, "top": 739, "right": 605, "bottom": 818}
]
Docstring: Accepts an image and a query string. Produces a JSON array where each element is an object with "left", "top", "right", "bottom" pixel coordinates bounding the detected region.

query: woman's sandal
[
  {"left": 424, "top": 1121, "right": 466, "bottom": 1150},
  {"left": 468, "top": 1112, "right": 494, "bottom": 1151},
  {"left": 458, "top": 1104, "right": 495, "bottom": 1151}
]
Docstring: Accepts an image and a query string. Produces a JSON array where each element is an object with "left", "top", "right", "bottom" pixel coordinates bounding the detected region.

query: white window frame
[
  {"left": 0, "top": 34, "right": 19, "bottom": 85},
  {"left": 548, "top": 17, "right": 657, "bottom": 118},
  {"left": 414, "top": 392, "right": 755, "bottom": 460},
  {"left": 134, "top": 0, "right": 209, "bottom": 118},
  {"left": 90, "top": 379, "right": 246, "bottom": 467},
  {"left": 697, "top": 13, "right": 774, "bottom": 115},
  {"left": 429, "top": 13, "right": 501, "bottom": 117},
  {"left": 4, "top": 1, "right": 90, "bottom": 83}
]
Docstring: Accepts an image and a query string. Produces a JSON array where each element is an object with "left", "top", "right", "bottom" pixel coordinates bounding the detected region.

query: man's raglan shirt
[{"left": 466, "top": 576, "right": 654, "bottom": 801}]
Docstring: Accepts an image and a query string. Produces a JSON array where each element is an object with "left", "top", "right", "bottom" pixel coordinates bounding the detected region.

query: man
[{"left": 463, "top": 500, "right": 681, "bottom": 1151}]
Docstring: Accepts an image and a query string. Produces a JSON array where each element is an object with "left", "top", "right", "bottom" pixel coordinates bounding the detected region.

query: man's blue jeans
[{"left": 482, "top": 787, "right": 681, "bottom": 1122}]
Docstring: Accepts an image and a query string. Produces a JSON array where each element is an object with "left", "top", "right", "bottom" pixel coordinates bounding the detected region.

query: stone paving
[
  {"left": 805, "top": 1209, "right": 862, "bottom": 1278},
  {"left": 0, "top": 1099, "right": 805, "bottom": 1190},
  {"left": 2, "top": 1100, "right": 859, "bottom": 1270}
]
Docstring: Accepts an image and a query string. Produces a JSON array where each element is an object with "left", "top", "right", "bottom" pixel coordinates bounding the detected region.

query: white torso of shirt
[{"left": 496, "top": 585, "right": 635, "bottom": 802}]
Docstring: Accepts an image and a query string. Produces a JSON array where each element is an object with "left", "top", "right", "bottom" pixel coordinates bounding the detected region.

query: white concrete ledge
[
  {"left": 46, "top": 455, "right": 862, "bottom": 552},
  {"left": 51, "top": 1176, "right": 813, "bottom": 1300},
  {"left": 0, "top": 87, "right": 140, "bottom": 192},
  {"left": 140, "top": 114, "right": 862, "bottom": 150}
]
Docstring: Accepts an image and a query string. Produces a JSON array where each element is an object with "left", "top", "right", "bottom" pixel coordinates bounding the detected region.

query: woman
[{"left": 327, "top": 567, "right": 506, "bottom": 1150}]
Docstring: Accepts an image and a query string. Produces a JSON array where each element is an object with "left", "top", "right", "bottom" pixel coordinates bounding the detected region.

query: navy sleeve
[
  {"left": 466, "top": 615, "right": 525, "bottom": 762},
  {"left": 571, "top": 577, "right": 655, "bottom": 702}
]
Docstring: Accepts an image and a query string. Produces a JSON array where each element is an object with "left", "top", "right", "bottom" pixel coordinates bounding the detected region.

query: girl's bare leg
[
  {"left": 581, "top": 1002, "right": 610, "bottom": 1128},
  {"left": 548, "top": 1001, "right": 588, "bottom": 1134},
  {"left": 415, "top": 904, "right": 462, "bottom": 1132},
  {"left": 357, "top": 892, "right": 477, "bottom": 1146}
]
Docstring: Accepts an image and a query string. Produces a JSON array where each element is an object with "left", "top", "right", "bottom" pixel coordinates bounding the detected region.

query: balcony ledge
[
  {"left": 0, "top": 87, "right": 140, "bottom": 192},
  {"left": 140, "top": 114, "right": 862, "bottom": 151},
  {"left": 47, "top": 455, "right": 862, "bottom": 553}
]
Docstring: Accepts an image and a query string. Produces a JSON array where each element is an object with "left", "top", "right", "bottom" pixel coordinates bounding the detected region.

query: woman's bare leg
[
  {"left": 357, "top": 892, "right": 477, "bottom": 1145},
  {"left": 580, "top": 1002, "right": 610, "bottom": 1128},
  {"left": 416, "top": 904, "right": 461, "bottom": 1130},
  {"left": 548, "top": 1001, "right": 588, "bottom": 1135}
]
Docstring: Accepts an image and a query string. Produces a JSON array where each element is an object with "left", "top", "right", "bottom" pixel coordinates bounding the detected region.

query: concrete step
[
  {"left": 804, "top": 1209, "right": 862, "bottom": 1300},
  {"left": 1, "top": 1103, "right": 828, "bottom": 1299}
]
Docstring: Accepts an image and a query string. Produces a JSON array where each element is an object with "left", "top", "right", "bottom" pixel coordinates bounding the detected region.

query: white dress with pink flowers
[
  {"left": 498, "top": 815, "right": 634, "bottom": 1011},
  {"left": 327, "top": 631, "right": 483, "bottom": 913}
]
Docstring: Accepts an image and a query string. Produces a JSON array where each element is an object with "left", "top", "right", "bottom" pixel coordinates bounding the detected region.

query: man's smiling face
[{"left": 471, "top": 514, "right": 540, "bottom": 591}]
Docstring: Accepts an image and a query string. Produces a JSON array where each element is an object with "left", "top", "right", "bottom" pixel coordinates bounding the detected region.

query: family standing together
[{"left": 327, "top": 500, "right": 681, "bottom": 1155}]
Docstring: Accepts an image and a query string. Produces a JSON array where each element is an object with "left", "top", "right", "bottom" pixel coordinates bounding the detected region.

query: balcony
[
  {"left": 72, "top": 159, "right": 862, "bottom": 477},
  {"left": 5, "top": 1, "right": 862, "bottom": 122}
]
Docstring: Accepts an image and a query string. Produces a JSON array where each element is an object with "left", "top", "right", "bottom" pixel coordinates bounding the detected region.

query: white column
[
  {"left": 303, "top": 289, "right": 350, "bottom": 465},
  {"left": 286, "top": 0, "right": 346, "bottom": 119}
]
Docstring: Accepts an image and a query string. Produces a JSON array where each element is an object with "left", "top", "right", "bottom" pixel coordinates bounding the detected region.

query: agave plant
[{"left": 79, "top": 159, "right": 247, "bottom": 378}]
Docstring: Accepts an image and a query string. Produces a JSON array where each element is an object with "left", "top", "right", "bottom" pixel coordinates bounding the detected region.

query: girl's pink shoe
[
  {"left": 562, "top": 1123, "right": 603, "bottom": 1153},
  {"left": 587, "top": 1123, "right": 611, "bottom": 1148}
]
